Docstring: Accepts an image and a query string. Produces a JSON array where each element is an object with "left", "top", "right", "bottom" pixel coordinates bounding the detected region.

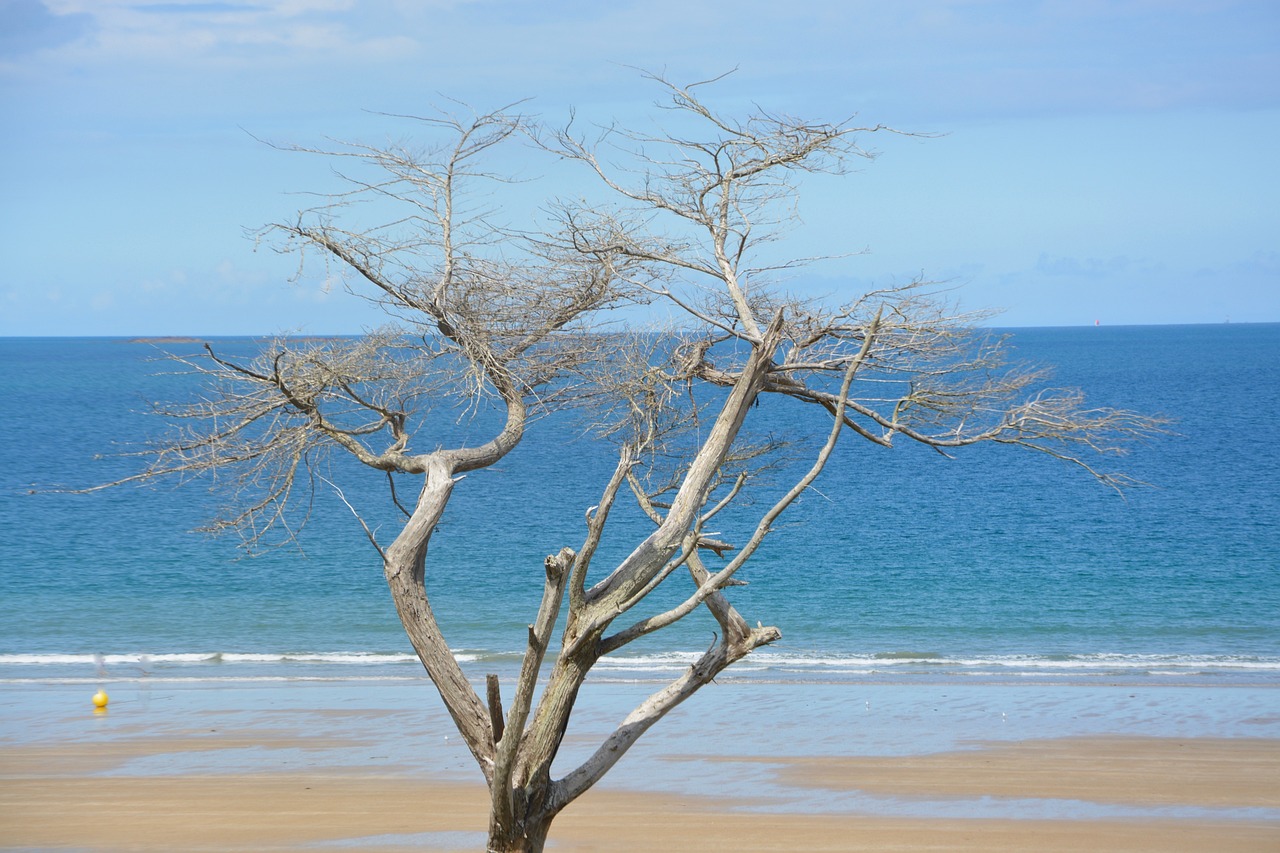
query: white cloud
[
  {"left": 37, "top": 0, "right": 423, "bottom": 66},
  {"left": 1034, "top": 254, "right": 1153, "bottom": 278},
  {"left": 5, "top": 0, "right": 1276, "bottom": 332},
  {"left": 6, "top": 0, "right": 1273, "bottom": 123}
]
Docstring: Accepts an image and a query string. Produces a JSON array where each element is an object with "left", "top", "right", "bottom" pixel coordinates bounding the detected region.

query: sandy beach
[
  {"left": 2, "top": 679, "right": 1278, "bottom": 851},
  {"left": 3, "top": 736, "right": 1278, "bottom": 851}
]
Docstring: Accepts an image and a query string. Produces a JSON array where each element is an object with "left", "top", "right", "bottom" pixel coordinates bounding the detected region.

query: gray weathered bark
[{"left": 87, "top": 74, "right": 1167, "bottom": 853}]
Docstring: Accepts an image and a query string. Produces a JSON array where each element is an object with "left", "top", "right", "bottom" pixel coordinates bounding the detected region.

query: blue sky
[{"left": 2, "top": 0, "right": 1277, "bottom": 335}]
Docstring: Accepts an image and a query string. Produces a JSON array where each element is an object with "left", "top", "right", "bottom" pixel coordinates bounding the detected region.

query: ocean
[{"left": 1, "top": 324, "right": 1278, "bottom": 689}]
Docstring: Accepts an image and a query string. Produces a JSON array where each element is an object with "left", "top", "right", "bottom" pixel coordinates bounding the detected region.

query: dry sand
[{"left": 2, "top": 733, "right": 1277, "bottom": 851}]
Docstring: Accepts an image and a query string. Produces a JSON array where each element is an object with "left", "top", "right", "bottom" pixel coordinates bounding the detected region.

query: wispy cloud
[
  {"left": 31, "top": 0, "right": 424, "bottom": 67},
  {"left": 10, "top": 0, "right": 1277, "bottom": 120},
  {"left": 1035, "top": 253, "right": 1155, "bottom": 278},
  {"left": 1196, "top": 250, "right": 1280, "bottom": 279},
  {"left": 0, "top": 0, "right": 93, "bottom": 58}
]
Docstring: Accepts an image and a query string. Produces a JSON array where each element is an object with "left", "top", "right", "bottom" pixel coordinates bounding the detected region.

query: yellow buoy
[{"left": 92, "top": 690, "right": 109, "bottom": 709}]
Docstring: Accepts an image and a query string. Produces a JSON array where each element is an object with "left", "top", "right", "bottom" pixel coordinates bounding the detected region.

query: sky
[{"left": 1, "top": 0, "right": 1277, "bottom": 335}]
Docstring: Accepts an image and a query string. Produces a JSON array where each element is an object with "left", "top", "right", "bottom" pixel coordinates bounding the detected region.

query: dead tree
[{"left": 97, "top": 74, "right": 1164, "bottom": 852}]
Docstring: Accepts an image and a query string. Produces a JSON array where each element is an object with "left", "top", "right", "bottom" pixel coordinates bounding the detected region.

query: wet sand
[
  {"left": 1, "top": 771, "right": 1277, "bottom": 852},
  {"left": 2, "top": 679, "right": 1278, "bottom": 850},
  {"left": 3, "top": 732, "right": 1278, "bottom": 851}
]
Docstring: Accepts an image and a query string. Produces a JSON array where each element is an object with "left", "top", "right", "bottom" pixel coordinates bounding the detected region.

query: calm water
[{"left": 1, "top": 325, "right": 1277, "bottom": 686}]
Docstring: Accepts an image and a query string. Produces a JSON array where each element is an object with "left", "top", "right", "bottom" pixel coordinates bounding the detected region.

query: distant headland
[{"left": 127, "top": 336, "right": 206, "bottom": 344}]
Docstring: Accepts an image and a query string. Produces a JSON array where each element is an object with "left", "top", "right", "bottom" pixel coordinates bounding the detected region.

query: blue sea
[{"left": 1, "top": 324, "right": 1278, "bottom": 689}]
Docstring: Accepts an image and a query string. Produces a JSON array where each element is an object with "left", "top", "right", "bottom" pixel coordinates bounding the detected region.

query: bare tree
[{"left": 97, "top": 75, "right": 1164, "bottom": 851}]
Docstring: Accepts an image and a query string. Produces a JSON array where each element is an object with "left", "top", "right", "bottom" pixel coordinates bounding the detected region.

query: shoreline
[
  {"left": 4, "top": 736, "right": 1277, "bottom": 852},
  {"left": 2, "top": 679, "right": 1277, "bottom": 851}
]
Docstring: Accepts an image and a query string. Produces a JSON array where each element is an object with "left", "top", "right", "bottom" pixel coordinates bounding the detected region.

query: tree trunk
[
  {"left": 486, "top": 804, "right": 553, "bottom": 853},
  {"left": 382, "top": 457, "right": 495, "bottom": 776},
  {"left": 486, "top": 654, "right": 590, "bottom": 852}
]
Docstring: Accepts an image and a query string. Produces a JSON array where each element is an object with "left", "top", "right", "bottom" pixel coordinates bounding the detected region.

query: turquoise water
[{"left": 1, "top": 325, "right": 1278, "bottom": 685}]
